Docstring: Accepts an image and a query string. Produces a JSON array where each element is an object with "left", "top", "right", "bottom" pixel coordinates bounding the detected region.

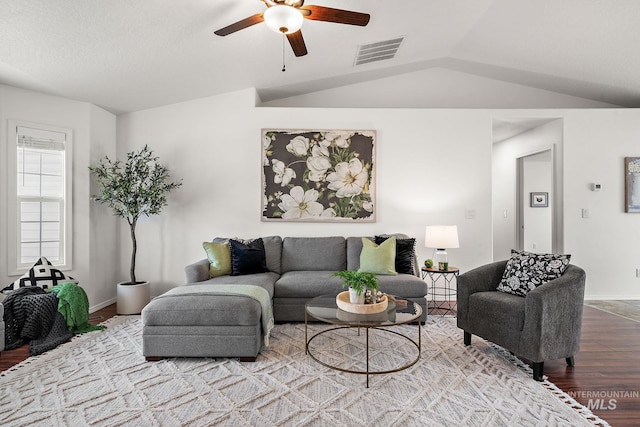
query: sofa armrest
[
  {"left": 456, "top": 260, "right": 507, "bottom": 328},
  {"left": 519, "top": 264, "right": 586, "bottom": 362},
  {"left": 185, "top": 259, "right": 210, "bottom": 284}
]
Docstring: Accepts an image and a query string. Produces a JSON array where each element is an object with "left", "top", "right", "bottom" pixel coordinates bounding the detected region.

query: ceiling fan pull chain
[{"left": 282, "top": 33, "right": 286, "bottom": 72}]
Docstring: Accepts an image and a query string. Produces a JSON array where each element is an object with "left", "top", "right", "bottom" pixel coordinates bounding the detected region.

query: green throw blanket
[
  {"left": 49, "top": 282, "right": 107, "bottom": 334},
  {"left": 155, "top": 284, "right": 274, "bottom": 346}
]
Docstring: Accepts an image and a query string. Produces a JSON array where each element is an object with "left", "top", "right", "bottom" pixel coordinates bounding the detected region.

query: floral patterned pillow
[{"left": 496, "top": 250, "right": 571, "bottom": 297}]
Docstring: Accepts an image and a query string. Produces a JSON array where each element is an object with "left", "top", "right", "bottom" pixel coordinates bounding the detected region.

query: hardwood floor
[
  {"left": 0, "top": 303, "right": 117, "bottom": 372},
  {"left": 2, "top": 303, "right": 639, "bottom": 425},
  {"left": 545, "top": 305, "right": 640, "bottom": 426}
]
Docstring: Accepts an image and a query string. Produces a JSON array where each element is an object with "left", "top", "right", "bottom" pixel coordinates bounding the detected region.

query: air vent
[{"left": 354, "top": 37, "right": 404, "bottom": 66}]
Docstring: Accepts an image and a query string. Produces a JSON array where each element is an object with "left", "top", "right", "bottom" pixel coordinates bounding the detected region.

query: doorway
[
  {"left": 492, "top": 118, "right": 563, "bottom": 260},
  {"left": 516, "top": 149, "right": 554, "bottom": 253}
]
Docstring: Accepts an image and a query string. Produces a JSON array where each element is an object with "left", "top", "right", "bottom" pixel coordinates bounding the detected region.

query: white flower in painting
[
  {"left": 278, "top": 186, "right": 324, "bottom": 219},
  {"left": 322, "top": 131, "right": 350, "bottom": 148},
  {"left": 272, "top": 159, "right": 296, "bottom": 187},
  {"left": 363, "top": 201, "right": 373, "bottom": 212},
  {"left": 286, "top": 136, "right": 310, "bottom": 157},
  {"left": 326, "top": 158, "right": 368, "bottom": 198},
  {"left": 321, "top": 208, "right": 336, "bottom": 217},
  {"left": 306, "top": 145, "right": 332, "bottom": 182}
]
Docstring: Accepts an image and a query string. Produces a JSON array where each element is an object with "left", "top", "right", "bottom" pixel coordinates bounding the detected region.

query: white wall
[
  {"left": 116, "top": 88, "right": 493, "bottom": 297},
  {"left": 4, "top": 84, "right": 639, "bottom": 306},
  {"left": 261, "top": 67, "right": 618, "bottom": 109},
  {"left": 117, "top": 93, "right": 640, "bottom": 301},
  {"left": 563, "top": 109, "right": 640, "bottom": 299},
  {"left": 0, "top": 85, "right": 117, "bottom": 311}
]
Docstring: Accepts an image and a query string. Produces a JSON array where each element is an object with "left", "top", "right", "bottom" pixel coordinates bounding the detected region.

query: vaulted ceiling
[{"left": 1, "top": 0, "right": 639, "bottom": 114}]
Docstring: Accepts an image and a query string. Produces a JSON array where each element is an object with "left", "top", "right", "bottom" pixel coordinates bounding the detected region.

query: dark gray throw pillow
[
  {"left": 229, "top": 238, "right": 268, "bottom": 276},
  {"left": 374, "top": 235, "right": 416, "bottom": 275},
  {"left": 496, "top": 249, "right": 571, "bottom": 297}
]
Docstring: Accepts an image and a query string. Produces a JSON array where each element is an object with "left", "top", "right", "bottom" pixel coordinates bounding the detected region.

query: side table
[{"left": 421, "top": 267, "right": 460, "bottom": 317}]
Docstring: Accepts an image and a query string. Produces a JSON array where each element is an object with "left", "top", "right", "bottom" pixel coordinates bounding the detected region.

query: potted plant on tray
[
  {"left": 332, "top": 270, "right": 379, "bottom": 304},
  {"left": 89, "top": 145, "right": 182, "bottom": 313}
]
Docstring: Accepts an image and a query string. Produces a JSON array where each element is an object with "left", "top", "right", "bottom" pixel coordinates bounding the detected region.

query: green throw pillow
[
  {"left": 202, "top": 241, "right": 232, "bottom": 278},
  {"left": 358, "top": 236, "right": 398, "bottom": 275}
]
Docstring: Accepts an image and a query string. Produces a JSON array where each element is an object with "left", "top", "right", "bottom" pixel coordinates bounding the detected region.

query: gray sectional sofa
[
  {"left": 184, "top": 235, "right": 428, "bottom": 322},
  {"left": 142, "top": 234, "right": 427, "bottom": 361}
]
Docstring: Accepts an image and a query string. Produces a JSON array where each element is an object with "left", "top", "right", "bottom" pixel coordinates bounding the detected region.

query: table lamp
[{"left": 425, "top": 225, "right": 459, "bottom": 271}]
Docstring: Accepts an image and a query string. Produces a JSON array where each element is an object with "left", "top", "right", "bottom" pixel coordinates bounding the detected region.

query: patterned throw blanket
[{"left": 3, "top": 287, "right": 73, "bottom": 356}]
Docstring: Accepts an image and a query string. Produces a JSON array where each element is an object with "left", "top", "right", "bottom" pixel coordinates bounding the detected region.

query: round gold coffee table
[{"left": 304, "top": 294, "right": 422, "bottom": 388}]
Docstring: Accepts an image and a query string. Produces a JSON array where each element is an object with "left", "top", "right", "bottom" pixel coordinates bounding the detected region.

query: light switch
[{"left": 581, "top": 208, "right": 589, "bottom": 219}]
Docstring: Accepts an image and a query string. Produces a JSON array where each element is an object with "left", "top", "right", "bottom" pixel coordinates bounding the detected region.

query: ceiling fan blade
[
  {"left": 214, "top": 13, "right": 264, "bottom": 36},
  {"left": 300, "top": 5, "right": 370, "bottom": 26},
  {"left": 286, "top": 30, "right": 308, "bottom": 57}
]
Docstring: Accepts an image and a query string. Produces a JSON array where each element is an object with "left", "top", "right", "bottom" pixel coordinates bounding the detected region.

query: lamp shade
[
  {"left": 263, "top": 5, "right": 304, "bottom": 34},
  {"left": 425, "top": 225, "right": 459, "bottom": 249}
]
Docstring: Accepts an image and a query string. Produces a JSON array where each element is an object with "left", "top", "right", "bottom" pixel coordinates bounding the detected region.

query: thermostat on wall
[{"left": 591, "top": 183, "right": 602, "bottom": 191}]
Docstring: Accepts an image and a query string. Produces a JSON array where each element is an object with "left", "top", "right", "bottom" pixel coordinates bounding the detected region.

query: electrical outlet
[{"left": 636, "top": 268, "right": 640, "bottom": 278}]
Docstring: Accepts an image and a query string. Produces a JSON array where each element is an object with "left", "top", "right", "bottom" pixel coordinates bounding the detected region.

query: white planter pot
[
  {"left": 117, "top": 281, "right": 151, "bottom": 315},
  {"left": 348, "top": 287, "right": 365, "bottom": 304}
]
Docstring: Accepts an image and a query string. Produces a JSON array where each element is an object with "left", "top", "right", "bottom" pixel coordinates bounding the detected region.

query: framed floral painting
[
  {"left": 625, "top": 157, "right": 640, "bottom": 213},
  {"left": 262, "top": 129, "right": 376, "bottom": 222}
]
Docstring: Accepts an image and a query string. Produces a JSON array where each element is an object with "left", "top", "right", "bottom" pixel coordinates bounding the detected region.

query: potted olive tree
[
  {"left": 332, "top": 270, "right": 379, "bottom": 304},
  {"left": 89, "top": 145, "right": 182, "bottom": 313}
]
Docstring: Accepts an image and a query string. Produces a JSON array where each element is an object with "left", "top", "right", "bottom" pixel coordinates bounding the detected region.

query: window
[{"left": 8, "top": 121, "right": 73, "bottom": 273}]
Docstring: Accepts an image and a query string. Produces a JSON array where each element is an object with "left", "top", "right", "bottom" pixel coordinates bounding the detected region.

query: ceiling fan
[{"left": 214, "top": 0, "right": 370, "bottom": 57}]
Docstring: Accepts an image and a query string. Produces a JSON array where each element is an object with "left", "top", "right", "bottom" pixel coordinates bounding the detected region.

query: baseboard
[
  {"left": 90, "top": 297, "right": 116, "bottom": 314},
  {"left": 584, "top": 296, "right": 640, "bottom": 301}
]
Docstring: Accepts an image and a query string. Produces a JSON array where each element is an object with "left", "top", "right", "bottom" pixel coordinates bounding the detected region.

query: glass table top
[{"left": 305, "top": 294, "right": 422, "bottom": 327}]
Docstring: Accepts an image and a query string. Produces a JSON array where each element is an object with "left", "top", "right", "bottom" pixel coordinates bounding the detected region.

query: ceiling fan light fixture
[{"left": 263, "top": 5, "right": 303, "bottom": 34}]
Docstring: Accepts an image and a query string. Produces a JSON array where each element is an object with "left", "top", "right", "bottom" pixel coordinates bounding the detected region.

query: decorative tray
[{"left": 336, "top": 291, "right": 388, "bottom": 314}]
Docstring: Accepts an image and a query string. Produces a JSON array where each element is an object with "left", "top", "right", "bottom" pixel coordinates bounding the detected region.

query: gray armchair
[{"left": 457, "top": 260, "right": 586, "bottom": 381}]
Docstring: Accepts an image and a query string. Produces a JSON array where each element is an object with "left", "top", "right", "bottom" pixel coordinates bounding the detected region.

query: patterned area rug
[{"left": 0, "top": 316, "right": 608, "bottom": 426}]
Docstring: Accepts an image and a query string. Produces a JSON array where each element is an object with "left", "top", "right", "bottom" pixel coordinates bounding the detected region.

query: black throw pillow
[
  {"left": 229, "top": 238, "right": 269, "bottom": 276},
  {"left": 374, "top": 236, "right": 416, "bottom": 275}
]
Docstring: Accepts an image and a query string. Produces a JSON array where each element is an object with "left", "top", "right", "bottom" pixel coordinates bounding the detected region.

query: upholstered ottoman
[{"left": 141, "top": 285, "right": 273, "bottom": 362}]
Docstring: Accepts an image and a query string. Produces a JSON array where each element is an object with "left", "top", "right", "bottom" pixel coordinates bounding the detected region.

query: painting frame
[
  {"left": 530, "top": 192, "right": 548, "bottom": 207},
  {"left": 625, "top": 157, "right": 640, "bottom": 213},
  {"left": 261, "top": 129, "right": 376, "bottom": 222}
]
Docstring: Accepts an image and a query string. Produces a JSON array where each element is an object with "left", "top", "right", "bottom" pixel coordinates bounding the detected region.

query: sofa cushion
[
  {"left": 346, "top": 236, "right": 368, "bottom": 271},
  {"left": 275, "top": 271, "right": 344, "bottom": 298},
  {"left": 358, "top": 236, "right": 398, "bottom": 275},
  {"left": 229, "top": 238, "right": 269, "bottom": 276},
  {"left": 281, "top": 236, "right": 346, "bottom": 272},
  {"left": 468, "top": 291, "right": 526, "bottom": 349},
  {"left": 261, "top": 236, "right": 283, "bottom": 274},
  {"left": 202, "top": 242, "right": 232, "bottom": 278},
  {"left": 375, "top": 235, "right": 416, "bottom": 275},
  {"left": 142, "top": 293, "right": 262, "bottom": 327},
  {"left": 376, "top": 274, "right": 429, "bottom": 298},
  {"left": 497, "top": 250, "right": 571, "bottom": 297},
  {"left": 201, "top": 272, "right": 279, "bottom": 298}
]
